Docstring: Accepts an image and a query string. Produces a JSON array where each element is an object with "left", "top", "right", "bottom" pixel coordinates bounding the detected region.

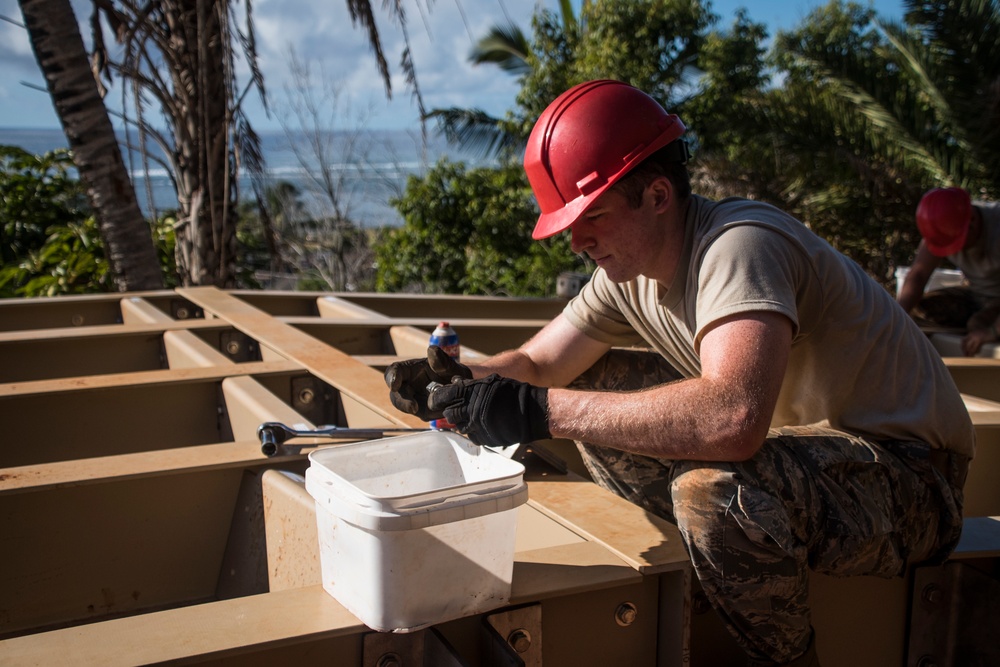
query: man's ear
[{"left": 648, "top": 177, "right": 672, "bottom": 212}]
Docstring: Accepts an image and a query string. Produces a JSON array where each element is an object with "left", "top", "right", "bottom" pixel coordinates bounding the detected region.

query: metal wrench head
[{"left": 257, "top": 422, "right": 296, "bottom": 457}]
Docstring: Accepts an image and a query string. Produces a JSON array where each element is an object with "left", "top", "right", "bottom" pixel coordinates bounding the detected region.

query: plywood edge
[
  {"left": 527, "top": 474, "right": 689, "bottom": 575},
  {"left": 511, "top": 541, "right": 642, "bottom": 604}
]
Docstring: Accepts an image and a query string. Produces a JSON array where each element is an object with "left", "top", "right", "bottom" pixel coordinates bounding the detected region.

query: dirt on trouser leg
[{"left": 568, "top": 349, "right": 966, "bottom": 665}]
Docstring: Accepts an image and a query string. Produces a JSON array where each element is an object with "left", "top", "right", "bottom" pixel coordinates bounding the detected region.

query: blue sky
[{"left": 0, "top": 0, "right": 903, "bottom": 133}]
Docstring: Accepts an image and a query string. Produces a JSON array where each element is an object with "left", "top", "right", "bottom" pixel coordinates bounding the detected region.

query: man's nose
[{"left": 570, "top": 223, "right": 592, "bottom": 254}]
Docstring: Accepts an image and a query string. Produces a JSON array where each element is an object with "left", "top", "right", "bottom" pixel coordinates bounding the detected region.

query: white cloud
[
  {"left": 0, "top": 0, "right": 903, "bottom": 132},
  {"left": 250, "top": 0, "right": 540, "bottom": 130}
]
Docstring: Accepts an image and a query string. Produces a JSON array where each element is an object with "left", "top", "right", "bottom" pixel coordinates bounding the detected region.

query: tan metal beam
[
  {"left": 0, "top": 584, "right": 364, "bottom": 665},
  {"left": 222, "top": 375, "right": 314, "bottom": 442},
  {"left": 177, "top": 287, "right": 423, "bottom": 429},
  {"left": 315, "top": 295, "right": 390, "bottom": 320},
  {"left": 0, "top": 441, "right": 275, "bottom": 495},
  {"left": 119, "top": 296, "right": 174, "bottom": 324},
  {"left": 163, "top": 330, "right": 238, "bottom": 368},
  {"left": 0, "top": 360, "right": 302, "bottom": 398},
  {"left": 388, "top": 324, "right": 489, "bottom": 363},
  {"left": 0, "top": 318, "right": 227, "bottom": 344}
]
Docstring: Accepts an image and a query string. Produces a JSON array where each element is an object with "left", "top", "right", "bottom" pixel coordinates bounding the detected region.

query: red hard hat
[
  {"left": 524, "top": 80, "right": 686, "bottom": 240},
  {"left": 916, "top": 187, "right": 972, "bottom": 257}
]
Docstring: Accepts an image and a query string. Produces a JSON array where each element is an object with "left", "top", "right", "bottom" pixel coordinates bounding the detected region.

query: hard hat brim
[
  {"left": 925, "top": 229, "right": 969, "bottom": 258},
  {"left": 531, "top": 186, "right": 609, "bottom": 240}
]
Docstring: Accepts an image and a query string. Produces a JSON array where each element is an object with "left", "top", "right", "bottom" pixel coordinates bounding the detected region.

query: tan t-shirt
[
  {"left": 564, "top": 195, "right": 975, "bottom": 458},
  {"left": 949, "top": 201, "right": 1000, "bottom": 299}
]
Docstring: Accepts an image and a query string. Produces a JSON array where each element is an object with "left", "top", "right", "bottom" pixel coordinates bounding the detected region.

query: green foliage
[
  {"left": 0, "top": 145, "right": 111, "bottom": 297},
  {"left": 682, "top": 9, "right": 769, "bottom": 155},
  {"left": 1, "top": 144, "right": 191, "bottom": 296},
  {"left": 506, "top": 0, "right": 715, "bottom": 142},
  {"left": 574, "top": 0, "right": 713, "bottom": 103},
  {"left": 773, "top": 0, "right": 1000, "bottom": 282},
  {"left": 0, "top": 216, "right": 112, "bottom": 297},
  {"left": 688, "top": 0, "right": 1000, "bottom": 287},
  {"left": 416, "top": 0, "right": 716, "bottom": 298},
  {"left": 375, "top": 160, "right": 587, "bottom": 296},
  {"left": 0, "top": 146, "right": 89, "bottom": 266},
  {"left": 151, "top": 213, "right": 181, "bottom": 289}
]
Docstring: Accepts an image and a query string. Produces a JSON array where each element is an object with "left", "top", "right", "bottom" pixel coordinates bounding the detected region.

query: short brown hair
[{"left": 612, "top": 141, "right": 692, "bottom": 208}]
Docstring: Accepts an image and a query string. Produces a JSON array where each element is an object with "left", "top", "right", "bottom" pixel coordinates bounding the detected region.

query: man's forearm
[
  {"left": 546, "top": 378, "right": 770, "bottom": 462},
  {"left": 468, "top": 348, "right": 545, "bottom": 384},
  {"left": 897, "top": 275, "right": 928, "bottom": 313}
]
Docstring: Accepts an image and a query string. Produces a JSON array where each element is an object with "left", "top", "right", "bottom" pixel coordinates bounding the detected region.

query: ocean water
[{"left": 0, "top": 127, "right": 486, "bottom": 228}]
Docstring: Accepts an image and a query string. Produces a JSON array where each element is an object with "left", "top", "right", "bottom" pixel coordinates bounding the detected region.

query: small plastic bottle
[{"left": 429, "top": 322, "right": 459, "bottom": 430}]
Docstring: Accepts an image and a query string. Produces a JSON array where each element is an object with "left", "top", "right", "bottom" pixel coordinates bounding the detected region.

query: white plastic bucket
[{"left": 305, "top": 431, "right": 527, "bottom": 632}]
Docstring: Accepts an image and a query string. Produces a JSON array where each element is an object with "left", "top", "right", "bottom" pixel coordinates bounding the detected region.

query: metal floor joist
[{"left": 1, "top": 288, "right": 998, "bottom": 667}]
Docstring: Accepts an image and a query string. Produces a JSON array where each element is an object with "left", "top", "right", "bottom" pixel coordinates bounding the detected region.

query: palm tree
[
  {"left": 90, "top": 0, "right": 268, "bottom": 287},
  {"left": 18, "top": 0, "right": 163, "bottom": 291},
  {"left": 697, "top": 0, "right": 1000, "bottom": 285},
  {"left": 425, "top": 0, "right": 582, "bottom": 161},
  {"left": 91, "top": 0, "right": 429, "bottom": 287},
  {"left": 773, "top": 0, "right": 999, "bottom": 197},
  {"left": 424, "top": 21, "right": 533, "bottom": 160},
  {"left": 427, "top": 0, "right": 714, "bottom": 162}
]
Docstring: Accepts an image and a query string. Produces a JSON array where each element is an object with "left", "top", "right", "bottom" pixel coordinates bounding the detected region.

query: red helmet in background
[
  {"left": 916, "top": 187, "right": 972, "bottom": 257},
  {"left": 524, "top": 80, "right": 686, "bottom": 240}
]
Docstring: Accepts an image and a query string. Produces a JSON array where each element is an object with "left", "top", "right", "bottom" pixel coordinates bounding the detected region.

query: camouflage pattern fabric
[{"left": 568, "top": 349, "right": 968, "bottom": 665}]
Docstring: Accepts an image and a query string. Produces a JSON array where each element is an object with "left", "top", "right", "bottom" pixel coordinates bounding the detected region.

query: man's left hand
[
  {"left": 384, "top": 346, "right": 472, "bottom": 420},
  {"left": 428, "top": 374, "right": 550, "bottom": 449}
]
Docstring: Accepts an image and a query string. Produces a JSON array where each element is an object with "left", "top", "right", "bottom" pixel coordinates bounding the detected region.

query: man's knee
[{"left": 568, "top": 348, "right": 683, "bottom": 392}]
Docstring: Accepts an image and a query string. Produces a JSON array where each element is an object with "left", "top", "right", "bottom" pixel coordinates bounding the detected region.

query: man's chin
[{"left": 601, "top": 265, "right": 637, "bottom": 283}]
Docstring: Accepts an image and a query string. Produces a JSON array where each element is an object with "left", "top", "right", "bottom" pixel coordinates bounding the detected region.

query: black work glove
[
  {"left": 384, "top": 346, "right": 472, "bottom": 420},
  {"left": 427, "top": 374, "right": 550, "bottom": 449}
]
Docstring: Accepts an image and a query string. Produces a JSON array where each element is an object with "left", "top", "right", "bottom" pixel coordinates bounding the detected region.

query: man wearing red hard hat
[
  {"left": 386, "top": 80, "right": 972, "bottom": 667},
  {"left": 897, "top": 186, "right": 1000, "bottom": 355}
]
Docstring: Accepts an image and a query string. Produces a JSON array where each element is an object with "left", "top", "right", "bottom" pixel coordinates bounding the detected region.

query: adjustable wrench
[{"left": 256, "top": 421, "right": 431, "bottom": 457}]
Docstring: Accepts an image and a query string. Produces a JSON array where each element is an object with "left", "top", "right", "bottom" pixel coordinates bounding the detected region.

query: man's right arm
[
  {"left": 897, "top": 241, "right": 942, "bottom": 314},
  {"left": 468, "top": 314, "right": 612, "bottom": 388}
]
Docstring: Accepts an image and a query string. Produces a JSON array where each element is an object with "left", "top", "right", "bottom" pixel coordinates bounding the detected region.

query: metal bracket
[
  {"left": 483, "top": 604, "right": 542, "bottom": 667},
  {"left": 290, "top": 375, "right": 332, "bottom": 425},
  {"left": 362, "top": 628, "right": 467, "bottom": 667},
  {"left": 170, "top": 299, "right": 203, "bottom": 320},
  {"left": 219, "top": 329, "right": 258, "bottom": 362},
  {"left": 907, "top": 561, "right": 1000, "bottom": 666}
]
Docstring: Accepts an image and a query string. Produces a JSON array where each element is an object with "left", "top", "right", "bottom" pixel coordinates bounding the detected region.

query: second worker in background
[{"left": 897, "top": 186, "right": 1000, "bottom": 355}]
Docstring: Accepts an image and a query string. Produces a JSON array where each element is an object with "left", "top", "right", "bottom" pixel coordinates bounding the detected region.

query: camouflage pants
[
  {"left": 568, "top": 349, "right": 968, "bottom": 665},
  {"left": 917, "top": 286, "right": 1000, "bottom": 331}
]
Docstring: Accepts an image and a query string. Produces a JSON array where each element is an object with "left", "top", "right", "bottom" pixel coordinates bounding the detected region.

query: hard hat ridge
[{"left": 524, "top": 79, "right": 687, "bottom": 240}]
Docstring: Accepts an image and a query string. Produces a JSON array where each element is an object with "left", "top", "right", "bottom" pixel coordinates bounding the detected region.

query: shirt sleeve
[
  {"left": 563, "top": 269, "right": 647, "bottom": 346},
  {"left": 693, "top": 224, "right": 803, "bottom": 348}
]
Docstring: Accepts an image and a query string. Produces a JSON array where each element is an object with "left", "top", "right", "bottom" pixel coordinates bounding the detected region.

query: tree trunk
[
  {"left": 167, "top": 0, "right": 238, "bottom": 288},
  {"left": 19, "top": 0, "right": 164, "bottom": 292}
]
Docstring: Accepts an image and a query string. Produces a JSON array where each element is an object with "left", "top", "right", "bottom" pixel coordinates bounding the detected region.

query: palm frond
[
  {"left": 469, "top": 22, "right": 530, "bottom": 75},
  {"left": 424, "top": 107, "right": 524, "bottom": 160},
  {"left": 345, "top": 0, "right": 392, "bottom": 95}
]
